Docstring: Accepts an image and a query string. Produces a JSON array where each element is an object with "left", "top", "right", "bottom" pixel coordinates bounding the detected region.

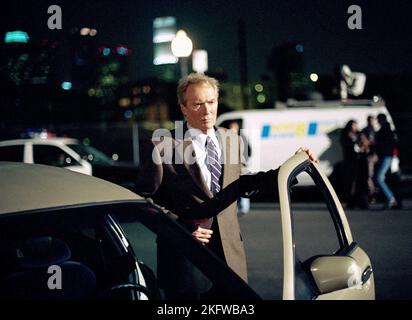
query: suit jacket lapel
[{"left": 216, "top": 128, "right": 231, "bottom": 190}]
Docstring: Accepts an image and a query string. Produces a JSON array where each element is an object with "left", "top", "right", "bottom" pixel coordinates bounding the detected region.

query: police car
[{"left": 0, "top": 136, "right": 139, "bottom": 189}]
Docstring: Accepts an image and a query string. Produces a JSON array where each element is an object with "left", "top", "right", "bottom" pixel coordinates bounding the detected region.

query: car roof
[
  {"left": 0, "top": 161, "right": 143, "bottom": 216},
  {"left": 0, "top": 138, "right": 80, "bottom": 146}
]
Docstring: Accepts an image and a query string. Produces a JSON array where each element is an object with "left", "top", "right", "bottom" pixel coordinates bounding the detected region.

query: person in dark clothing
[
  {"left": 340, "top": 120, "right": 359, "bottom": 208},
  {"left": 340, "top": 120, "right": 369, "bottom": 209},
  {"left": 361, "top": 115, "right": 379, "bottom": 202},
  {"left": 374, "top": 113, "right": 399, "bottom": 209},
  {"left": 362, "top": 115, "right": 377, "bottom": 145},
  {"left": 357, "top": 131, "right": 373, "bottom": 208}
]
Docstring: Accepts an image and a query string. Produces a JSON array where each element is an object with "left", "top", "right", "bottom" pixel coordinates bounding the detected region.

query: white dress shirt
[{"left": 187, "top": 124, "right": 222, "bottom": 191}]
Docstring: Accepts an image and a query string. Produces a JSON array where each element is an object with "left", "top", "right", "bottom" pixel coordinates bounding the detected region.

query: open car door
[{"left": 278, "top": 152, "right": 375, "bottom": 300}]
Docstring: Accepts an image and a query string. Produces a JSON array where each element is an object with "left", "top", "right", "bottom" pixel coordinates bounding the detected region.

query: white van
[{"left": 216, "top": 98, "right": 399, "bottom": 186}]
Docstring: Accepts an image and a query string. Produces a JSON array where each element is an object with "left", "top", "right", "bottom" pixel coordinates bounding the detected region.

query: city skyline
[{"left": 1, "top": 0, "right": 411, "bottom": 83}]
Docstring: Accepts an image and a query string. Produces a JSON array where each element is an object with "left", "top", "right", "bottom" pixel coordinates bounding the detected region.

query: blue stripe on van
[
  {"left": 261, "top": 125, "right": 270, "bottom": 138},
  {"left": 308, "top": 122, "right": 317, "bottom": 136}
]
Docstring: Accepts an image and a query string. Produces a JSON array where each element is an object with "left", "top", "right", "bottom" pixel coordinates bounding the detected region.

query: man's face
[{"left": 180, "top": 83, "right": 218, "bottom": 133}]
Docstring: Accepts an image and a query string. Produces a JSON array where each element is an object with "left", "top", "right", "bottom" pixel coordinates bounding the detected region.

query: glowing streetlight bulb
[
  {"left": 310, "top": 73, "right": 319, "bottom": 82},
  {"left": 171, "top": 30, "right": 193, "bottom": 58}
]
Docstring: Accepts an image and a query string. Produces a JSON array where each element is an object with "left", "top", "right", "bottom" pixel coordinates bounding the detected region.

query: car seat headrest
[{"left": 16, "top": 236, "right": 71, "bottom": 269}]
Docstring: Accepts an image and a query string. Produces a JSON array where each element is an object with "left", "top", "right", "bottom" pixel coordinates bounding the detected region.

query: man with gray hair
[{"left": 136, "top": 73, "right": 316, "bottom": 299}]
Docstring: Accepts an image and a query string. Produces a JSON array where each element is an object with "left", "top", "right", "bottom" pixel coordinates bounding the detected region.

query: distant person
[
  {"left": 362, "top": 115, "right": 377, "bottom": 145},
  {"left": 228, "top": 120, "right": 251, "bottom": 216},
  {"left": 357, "top": 131, "right": 372, "bottom": 208},
  {"left": 361, "top": 115, "right": 379, "bottom": 203},
  {"left": 340, "top": 120, "right": 368, "bottom": 208},
  {"left": 375, "top": 113, "right": 400, "bottom": 209}
]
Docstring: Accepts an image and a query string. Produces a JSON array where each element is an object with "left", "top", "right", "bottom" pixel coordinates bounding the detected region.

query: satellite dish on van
[
  {"left": 349, "top": 72, "right": 366, "bottom": 96},
  {"left": 340, "top": 65, "right": 366, "bottom": 99}
]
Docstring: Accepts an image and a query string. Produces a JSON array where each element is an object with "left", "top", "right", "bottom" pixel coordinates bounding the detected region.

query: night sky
[{"left": 1, "top": 0, "right": 411, "bottom": 82}]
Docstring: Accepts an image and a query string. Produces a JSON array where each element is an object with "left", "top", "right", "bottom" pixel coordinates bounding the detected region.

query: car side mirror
[{"left": 310, "top": 256, "right": 362, "bottom": 294}]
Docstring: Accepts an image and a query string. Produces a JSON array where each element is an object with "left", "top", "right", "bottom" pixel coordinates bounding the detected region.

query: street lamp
[{"left": 171, "top": 30, "right": 193, "bottom": 77}]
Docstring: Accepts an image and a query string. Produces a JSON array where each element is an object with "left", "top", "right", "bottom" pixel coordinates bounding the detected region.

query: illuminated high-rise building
[
  {"left": 0, "top": 30, "right": 61, "bottom": 125},
  {"left": 152, "top": 16, "right": 178, "bottom": 81}
]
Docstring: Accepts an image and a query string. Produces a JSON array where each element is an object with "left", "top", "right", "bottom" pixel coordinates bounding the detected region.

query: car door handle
[{"left": 361, "top": 266, "right": 373, "bottom": 284}]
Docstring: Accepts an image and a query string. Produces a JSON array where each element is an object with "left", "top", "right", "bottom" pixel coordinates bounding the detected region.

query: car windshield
[{"left": 68, "top": 144, "right": 113, "bottom": 165}]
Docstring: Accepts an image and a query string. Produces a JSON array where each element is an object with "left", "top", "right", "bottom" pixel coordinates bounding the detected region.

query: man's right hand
[{"left": 192, "top": 226, "right": 213, "bottom": 245}]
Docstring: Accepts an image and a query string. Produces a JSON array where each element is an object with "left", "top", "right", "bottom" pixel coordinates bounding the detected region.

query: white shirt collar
[{"left": 187, "top": 123, "right": 219, "bottom": 150}]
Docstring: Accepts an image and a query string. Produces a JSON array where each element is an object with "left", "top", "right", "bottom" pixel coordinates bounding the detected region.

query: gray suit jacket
[{"left": 135, "top": 125, "right": 279, "bottom": 291}]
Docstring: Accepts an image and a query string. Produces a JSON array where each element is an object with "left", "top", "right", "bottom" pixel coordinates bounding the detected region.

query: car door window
[
  {"left": 118, "top": 219, "right": 165, "bottom": 298},
  {"left": 120, "top": 217, "right": 217, "bottom": 300},
  {"left": 0, "top": 145, "right": 24, "bottom": 161},
  {"left": 290, "top": 171, "right": 342, "bottom": 262},
  {"left": 281, "top": 160, "right": 353, "bottom": 300},
  {"left": 33, "top": 145, "right": 79, "bottom": 167},
  {"left": 115, "top": 207, "right": 260, "bottom": 300}
]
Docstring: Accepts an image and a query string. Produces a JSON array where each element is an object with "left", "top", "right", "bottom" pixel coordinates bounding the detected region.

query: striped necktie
[{"left": 206, "top": 136, "right": 222, "bottom": 195}]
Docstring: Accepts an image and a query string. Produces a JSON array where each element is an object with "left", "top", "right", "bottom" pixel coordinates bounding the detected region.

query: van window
[
  {"left": 218, "top": 119, "right": 251, "bottom": 161},
  {"left": 0, "top": 145, "right": 24, "bottom": 162},
  {"left": 219, "top": 119, "right": 243, "bottom": 130}
]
